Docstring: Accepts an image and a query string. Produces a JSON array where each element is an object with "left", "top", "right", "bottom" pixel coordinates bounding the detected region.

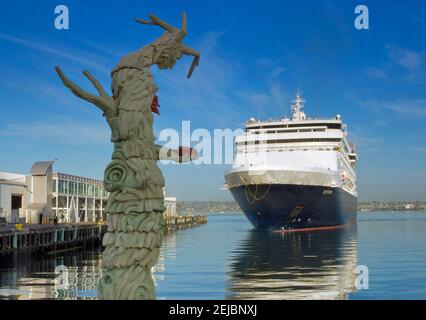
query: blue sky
[{"left": 0, "top": 0, "right": 425, "bottom": 201}]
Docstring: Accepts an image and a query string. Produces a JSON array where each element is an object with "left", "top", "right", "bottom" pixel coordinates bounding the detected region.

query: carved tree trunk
[
  {"left": 55, "top": 12, "right": 199, "bottom": 300},
  {"left": 96, "top": 67, "right": 166, "bottom": 300}
]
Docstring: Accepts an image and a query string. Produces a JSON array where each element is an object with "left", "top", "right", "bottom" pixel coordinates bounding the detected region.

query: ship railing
[
  {"left": 246, "top": 116, "right": 341, "bottom": 125},
  {"left": 236, "top": 145, "right": 342, "bottom": 154}
]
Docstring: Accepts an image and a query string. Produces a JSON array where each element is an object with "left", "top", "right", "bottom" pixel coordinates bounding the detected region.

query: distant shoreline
[
  {"left": 359, "top": 209, "right": 426, "bottom": 213},
  {"left": 177, "top": 201, "right": 426, "bottom": 215},
  {"left": 199, "top": 210, "right": 426, "bottom": 215}
]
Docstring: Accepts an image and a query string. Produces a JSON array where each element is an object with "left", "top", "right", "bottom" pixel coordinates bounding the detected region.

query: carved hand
[
  {"left": 55, "top": 67, "right": 117, "bottom": 117},
  {"left": 156, "top": 145, "right": 199, "bottom": 163}
]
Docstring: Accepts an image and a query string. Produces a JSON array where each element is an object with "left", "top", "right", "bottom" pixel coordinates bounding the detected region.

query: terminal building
[{"left": 0, "top": 161, "right": 176, "bottom": 224}]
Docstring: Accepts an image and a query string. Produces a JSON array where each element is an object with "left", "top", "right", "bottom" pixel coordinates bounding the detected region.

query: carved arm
[
  {"left": 55, "top": 67, "right": 117, "bottom": 117},
  {"left": 155, "top": 144, "right": 198, "bottom": 163}
]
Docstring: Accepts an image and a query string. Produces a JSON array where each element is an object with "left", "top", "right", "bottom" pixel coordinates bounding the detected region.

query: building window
[
  {"left": 78, "top": 183, "right": 86, "bottom": 196},
  {"left": 69, "top": 181, "right": 77, "bottom": 195},
  {"left": 58, "top": 179, "right": 68, "bottom": 194},
  {"left": 88, "top": 185, "right": 94, "bottom": 197}
]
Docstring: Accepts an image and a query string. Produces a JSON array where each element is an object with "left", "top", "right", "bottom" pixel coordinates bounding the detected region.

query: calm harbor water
[{"left": 0, "top": 212, "right": 425, "bottom": 300}]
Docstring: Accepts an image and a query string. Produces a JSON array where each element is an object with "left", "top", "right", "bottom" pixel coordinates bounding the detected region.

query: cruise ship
[{"left": 224, "top": 93, "right": 358, "bottom": 231}]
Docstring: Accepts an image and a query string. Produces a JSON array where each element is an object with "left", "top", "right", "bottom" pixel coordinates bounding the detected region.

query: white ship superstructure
[{"left": 225, "top": 93, "right": 358, "bottom": 230}]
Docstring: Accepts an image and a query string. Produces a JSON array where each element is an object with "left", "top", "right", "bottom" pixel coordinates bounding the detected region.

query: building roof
[
  {"left": 0, "top": 172, "right": 27, "bottom": 186},
  {"left": 30, "top": 161, "right": 54, "bottom": 175},
  {"left": 54, "top": 172, "right": 104, "bottom": 184},
  {"left": 0, "top": 171, "right": 25, "bottom": 180},
  {"left": 0, "top": 180, "right": 27, "bottom": 187}
]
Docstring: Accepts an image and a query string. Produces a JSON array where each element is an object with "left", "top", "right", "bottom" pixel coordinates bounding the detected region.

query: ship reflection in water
[{"left": 227, "top": 226, "right": 358, "bottom": 300}]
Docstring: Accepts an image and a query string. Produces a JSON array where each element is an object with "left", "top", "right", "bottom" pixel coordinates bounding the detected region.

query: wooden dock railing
[
  {"left": 0, "top": 223, "right": 107, "bottom": 255},
  {"left": 0, "top": 214, "right": 207, "bottom": 255}
]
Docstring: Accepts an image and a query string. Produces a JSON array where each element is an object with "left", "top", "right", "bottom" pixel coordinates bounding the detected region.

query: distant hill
[
  {"left": 177, "top": 201, "right": 241, "bottom": 214},
  {"left": 176, "top": 200, "right": 426, "bottom": 214},
  {"left": 359, "top": 201, "right": 426, "bottom": 212}
]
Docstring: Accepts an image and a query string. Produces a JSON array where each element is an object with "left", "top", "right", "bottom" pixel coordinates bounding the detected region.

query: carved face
[
  {"left": 155, "top": 49, "right": 177, "bottom": 69},
  {"left": 153, "top": 35, "right": 185, "bottom": 70}
]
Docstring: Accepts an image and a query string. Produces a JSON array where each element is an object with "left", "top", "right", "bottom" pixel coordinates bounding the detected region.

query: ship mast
[{"left": 291, "top": 93, "right": 306, "bottom": 121}]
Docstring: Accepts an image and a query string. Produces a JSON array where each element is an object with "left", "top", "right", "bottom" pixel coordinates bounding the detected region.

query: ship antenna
[{"left": 291, "top": 91, "right": 306, "bottom": 121}]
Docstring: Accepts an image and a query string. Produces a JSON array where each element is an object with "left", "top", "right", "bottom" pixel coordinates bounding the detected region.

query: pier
[
  {"left": 0, "top": 214, "right": 207, "bottom": 255},
  {"left": 0, "top": 223, "right": 107, "bottom": 255},
  {"left": 165, "top": 214, "right": 208, "bottom": 233}
]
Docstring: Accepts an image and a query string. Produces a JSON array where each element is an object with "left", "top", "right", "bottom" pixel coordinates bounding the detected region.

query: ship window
[
  {"left": 287, "top": 123, "right": 342, "bottom": 129},
  {"left": 252, "top": 129, "right": 300, "bottom": 134},
  {"left": 235, "top": 138, "right": 341, "bottom": 146},
  {"left": 248, "top": 123, "right": 341, "bottom": 130},
  {"left": 278, "top": 130, "right": 298, "bottom": 133},
  {"left": 265, "top": 138, "right": 341, "bottom": 144}
]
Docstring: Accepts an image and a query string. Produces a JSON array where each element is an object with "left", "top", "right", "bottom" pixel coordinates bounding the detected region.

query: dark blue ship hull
[{"left": 229, "top": 184, "right": 357, "bottom": 231}]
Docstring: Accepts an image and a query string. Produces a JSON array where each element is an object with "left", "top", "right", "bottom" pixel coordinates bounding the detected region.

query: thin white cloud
[
  {"left": 361, "top": 97, "right": 426, "bottom": 118},
  {"left": 236, "top": 81, "right": 290, "bottom": 117},
  {"left": 0, "top": 71, "right": 109, "bottom": 121},
  {"left": 363, "top": 66, "right": 389, "bottom": 80},
  {"left": 345, "top": 91, "right": 426, "bottom": 118},
  {"left": 384, "top": 98, "right": 426, "bottom": 117},
  {"left": 374, "top": 120, "right": 387, "bottom": 127},
  {"left": 255, "top": 58, "right": 286, "bottom": 79},
  {"left": 154, "top": 31, "right": 251, "bottom": 128},
  {"left": 74, "top": 36, "right": 128, "bottom": 59},
  {"left": 413, "top": 147, "right": 426, "bottom": 152},
  {"left": 349, "top": 127, "right": 384, "bottom": 153},
  {"left": 0, "top": 73, "right": 74, "bottom": 108},
  {"left": 0, "top": 33, "right": 110, "bottom": 74},
  {"left": 388, "top": 46, "right": 423, "bottom": 72},
  {"left": 0, "top": 120, "right": 110, "bottom": 145},
  {"left": 155, "top": 31, "right": 291, "bottom": 127},
  {"left": 364, "top": 45, "right": 425, "bottom": 82},
  {"left": 236, "top": 57, "right": 290, "bottom": 116}
]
